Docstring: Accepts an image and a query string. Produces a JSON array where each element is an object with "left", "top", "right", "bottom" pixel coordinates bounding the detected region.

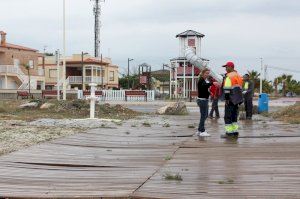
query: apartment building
[
  {"left": 42, "top": 54, "right": 119, "bottom": 90},
  {"left": 0, "top": 31, "right": 45, "bottom": 90}
]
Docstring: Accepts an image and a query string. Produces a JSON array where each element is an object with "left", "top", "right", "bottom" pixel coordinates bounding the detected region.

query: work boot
[{"left": 224, "top": 132, "right": 239, "bottom": 138}]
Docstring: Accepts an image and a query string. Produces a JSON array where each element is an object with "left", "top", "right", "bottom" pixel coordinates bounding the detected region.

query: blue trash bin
[{"left": 258, "top": 93, "right": 269, "bottom": 113}]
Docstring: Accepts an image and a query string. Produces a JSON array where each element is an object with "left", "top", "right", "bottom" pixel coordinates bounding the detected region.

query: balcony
[
  {"left": 68, "top": 76, "right": 106, "bottom": 84},
  {"left": 0, "top": 65, "right": 19, "bottom": 74}
]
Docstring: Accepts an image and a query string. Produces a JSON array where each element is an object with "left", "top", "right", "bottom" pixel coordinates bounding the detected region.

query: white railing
[
  {"left": 78, "top": 90, "right": 155, "bottom": 102},
  {"left": 0, "top": 65, "right": 36, "bottom": 90},
  {"left": 68, "top": 76, "right": 83, "bottom": 84},
  {"left": 0, "top": 65, "right": 18, "bottom": 74},
  {"left": 85, "top": 76, "right": 105, "bottom": 84},
  {"left": 68, "top": 76, "right": 106, "bottom": 84}
]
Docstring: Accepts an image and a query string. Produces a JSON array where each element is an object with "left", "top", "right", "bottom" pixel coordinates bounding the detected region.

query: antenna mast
[{"left": 92, "top": 0, "right": 105, "bottom": 57}]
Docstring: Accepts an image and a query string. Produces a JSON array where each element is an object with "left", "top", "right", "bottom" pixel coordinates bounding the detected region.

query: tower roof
[{"left": 176, "top": 30, "right": 205, "bottom": 38}]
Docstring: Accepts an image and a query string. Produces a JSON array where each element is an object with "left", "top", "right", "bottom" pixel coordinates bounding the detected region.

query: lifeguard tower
[{"left": 169, "top": 30, "right": 208, "bottom": 99}]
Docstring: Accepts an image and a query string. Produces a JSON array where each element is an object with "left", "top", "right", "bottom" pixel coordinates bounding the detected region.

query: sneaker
[
  {"left": 199, "top": 131, "right": 211, "bottom": 137},
  {"left": 195, "top": 131, "right": 201, "bottom": 136}
]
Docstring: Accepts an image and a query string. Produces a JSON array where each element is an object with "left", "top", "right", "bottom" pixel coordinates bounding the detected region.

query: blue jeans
[{"left": 197, "top": 99, "right": 209, "bottom": 132}]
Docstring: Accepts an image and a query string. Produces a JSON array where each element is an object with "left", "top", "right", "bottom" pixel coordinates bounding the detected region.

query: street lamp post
[
  {"left": 62, "top": 0, "right": 67, "bottom": 100},
  {"left": 127, "top": 58, "right": 134, "bottom": 89},
  {"left": 260, "top": 58, "right": 263, "bottom": 94},
  {"left": 81, "top": 52, "right": 89, "bottom": 90},
  {"left": 56, "top": 50, "right": 60, "bottom": 100}
]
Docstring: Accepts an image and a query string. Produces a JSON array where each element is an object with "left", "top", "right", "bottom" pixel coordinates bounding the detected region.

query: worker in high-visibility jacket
[
  {"left": 222, "top": 61, "right": 243, "bottom": 136},
  {"left": 243, "top": 74, "right": 254, "bottom": 120}
]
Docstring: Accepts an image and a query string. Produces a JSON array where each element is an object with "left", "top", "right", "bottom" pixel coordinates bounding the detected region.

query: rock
[
  {"left": 157, "top": 102, "right": 188, "bottom": 115},
  {"left": 19, "top": 102, "right": 39, "bottom": 109},
  {"left": 40, "top": 103, "right": 55, "bottom": 109}
]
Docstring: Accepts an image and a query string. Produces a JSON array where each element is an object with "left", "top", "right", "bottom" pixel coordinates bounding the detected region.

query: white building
[{"left": 169, "top": 30, "right": 208, "bottom": 99}]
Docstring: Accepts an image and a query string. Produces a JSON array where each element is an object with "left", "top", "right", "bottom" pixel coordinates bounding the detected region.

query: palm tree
[
  {"left": 273, "top": 76, "right": 283, "bottom": 97},
  {"left": 274, "top": 74, "right": 299, "bottom": 97},
  {"left": 247, "top": 70, "right": 260, "bottom": 92},
  {"left": 262, "top": 79, "right": 274, "bottom": 94},
  {"left": 280, "top": 74, "right": 293, "bottom": 97}
]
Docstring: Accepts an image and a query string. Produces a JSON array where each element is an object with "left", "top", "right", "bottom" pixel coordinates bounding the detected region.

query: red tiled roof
[
  {"left": 0, "top": 42, "right": 38, "bottom": 52},
  {"left": 67, "top": 58, "right": 110, "bottom": 65}
]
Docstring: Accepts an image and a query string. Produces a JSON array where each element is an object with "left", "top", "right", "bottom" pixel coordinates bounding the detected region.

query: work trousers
[
  {"left": 224, "top": 101, "right": 239, "bottom": 125},
  {"left": 244, "top": 96, "right": 253, "bottom": 119}
]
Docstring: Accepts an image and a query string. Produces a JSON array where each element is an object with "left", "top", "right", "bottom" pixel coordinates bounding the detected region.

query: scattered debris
[
  {"left": 142, "top": 121, "right": 151, "bottom": 127},
  {"left": 163, "top": 172, "right": 183, "bottom": 181},
  {"left": 163, "top": 123, "right": 170, "bottom": 128},
  {"left": 269, "top": 103, "right": 300, "bottom": 124},
  {"left": 157, "top": 102, "right": 188, "bottom": 115},
  {"left": 40, "top": 103, "right": 55, "bottom": 109},
  {"left": 188, "top": 124, "right": 195, "bottom": 129},
  {"left": 0, "top": 100, "right": 140, "bottom": 121},
  {"left": 218, "top": 178, "right": 235, "bottom": 184},
  {"left": 0, "top": 120, "right": 84, "bottom": 156},
  {"left": 165, "top": 155, "right": 172, "bottom": 161},
  {"left": 19, "top": 102, "right": 39, "bottom": 109}
]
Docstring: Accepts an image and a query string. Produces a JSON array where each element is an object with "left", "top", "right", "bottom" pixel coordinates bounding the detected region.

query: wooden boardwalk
[{"left": 0, "top": 114, "right": 300, "bottom": 198}]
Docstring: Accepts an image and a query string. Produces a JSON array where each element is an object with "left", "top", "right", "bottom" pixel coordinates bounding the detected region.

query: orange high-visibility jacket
[
  {"left": 223, "top": 71, "right": 243, "bottom": 91},
  {"left": 223, "top": 71, "right": 244, "bottom": 104}
]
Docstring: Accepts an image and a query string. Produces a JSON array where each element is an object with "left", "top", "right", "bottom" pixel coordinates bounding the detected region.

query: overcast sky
[{"left": 1, "top": 0, "right": 299, "bottom": 79}]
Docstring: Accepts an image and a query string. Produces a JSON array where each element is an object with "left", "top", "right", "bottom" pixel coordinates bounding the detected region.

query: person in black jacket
[
  {"left": 243, "top": 74, "right": 254, "bottom": 120},
  {"left": 196, "top": 68, "right": 215, "bottom": 137}
]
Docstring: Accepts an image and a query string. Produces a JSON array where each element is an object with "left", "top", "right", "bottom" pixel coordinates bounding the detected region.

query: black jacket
[
  {"left": 197, "top": 77, "right": 212, "bottom": 99},
  {"left": 243, "top": 80, "right": 254, "bottom": 98}
]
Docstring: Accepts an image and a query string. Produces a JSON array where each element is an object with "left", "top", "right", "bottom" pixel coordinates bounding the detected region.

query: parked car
[{"left": 286, "top": 92, "right": 297, "bottom": 97}]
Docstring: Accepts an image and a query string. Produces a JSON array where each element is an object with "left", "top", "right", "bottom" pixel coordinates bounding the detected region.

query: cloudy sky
[{"left": 1, "top": 0, "right": 300, "bottom": 79}]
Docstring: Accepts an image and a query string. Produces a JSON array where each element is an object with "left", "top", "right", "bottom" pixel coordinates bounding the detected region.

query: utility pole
[
  {"left": 62, "top": 0, "right": 67, "bottom": 100},
  {"left": 101, "top": 54, "right": 104, "bottom": 89},
  {"left": 92, "top": 0, "right": 105, "bottom": 57},
  {"left": 162, "top": 64, "right": 165, "bottom": 96},
  {"left": 260, "top": 58, "right": 263, "bottom": 94},
  {"left": 81, "top": 52, "right": 88, "bottom": 90},
  {"left": 56, "top": 50, "right": 60, "bottom": 100},
  {"left": 127, "top": 58, "right": 134, "bottom": 89}
]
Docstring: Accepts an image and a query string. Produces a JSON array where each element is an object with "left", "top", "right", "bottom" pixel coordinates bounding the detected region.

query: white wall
[
  {"left": 178, "top": 36, "right": 202, "bottom": 57},
  {"left": 0, "top": 76, "right": 18, "bottom": 89}
]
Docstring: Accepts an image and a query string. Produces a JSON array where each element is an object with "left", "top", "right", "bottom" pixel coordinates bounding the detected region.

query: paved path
[{"left": 0, "top": 112, "right": 299, "bottom": 198}]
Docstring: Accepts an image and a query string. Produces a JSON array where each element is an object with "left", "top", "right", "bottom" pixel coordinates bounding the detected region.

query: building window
[
  {"left": 188, "top": 39, "right": 195, "bottom": 47},
  {"left": 49, "top": 69, "right": 57, "bottom": 78},
  {"left": 109, "top": 71, "right": 114, "bottom": 81},
  {"left": 29, "top": 60, "right": 34, "bottom": 68}
]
